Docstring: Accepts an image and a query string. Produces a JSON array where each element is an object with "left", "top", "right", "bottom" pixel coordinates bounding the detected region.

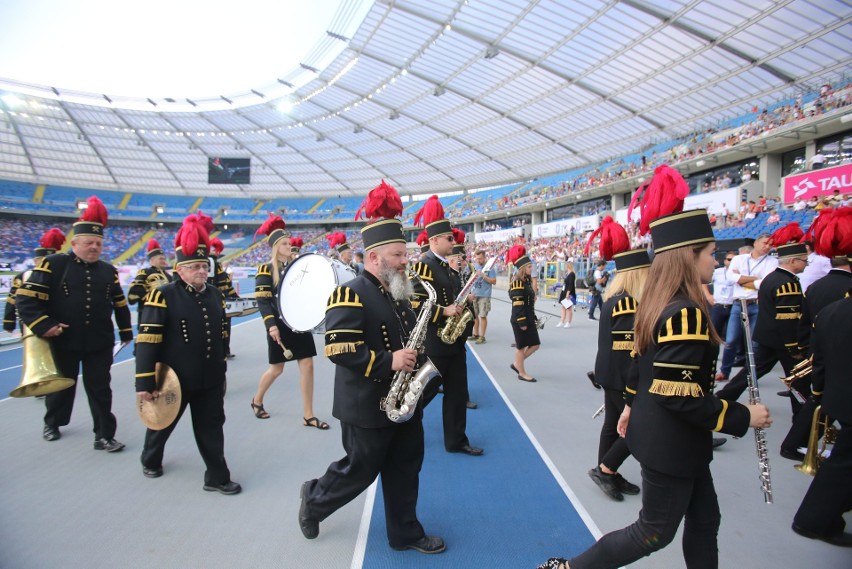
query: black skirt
[
  {"left": 512, "top": 322, "right": 541, "bottom": 349},
  {"left": 267, "top": 318, "right": 318, "bottom": 363}
]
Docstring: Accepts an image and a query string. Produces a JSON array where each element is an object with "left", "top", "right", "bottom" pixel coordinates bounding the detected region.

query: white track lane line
[{"left": 350, "top": 480, "right": 378, "bottom": 569}]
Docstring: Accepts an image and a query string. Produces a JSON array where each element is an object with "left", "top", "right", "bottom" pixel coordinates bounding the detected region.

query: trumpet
[
  {"left": 781, "top": 356, "right": 812, "bottom": 388},
  {"left": 795, "top": 404, "right": 837, "bottom": 476}
]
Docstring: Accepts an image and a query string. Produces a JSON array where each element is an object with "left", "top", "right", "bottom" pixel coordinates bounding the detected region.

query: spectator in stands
[
  {"left": 808, "top": 149, "right": 826, "bottom": 170},
  {"left": 766, "top": 209, "right": 780, "bottom": 224},
  {"left": 758, "top": 196, "right": 767, "bottom": 212},
  {"left": 829, "top": 189, "right": 843, "bottom": 206},
  {"left": 793, "top": 197, "right": 807, "bottom": 212},
  {"left": 806, "top": 196, "right": 819, "bottom": 209}
]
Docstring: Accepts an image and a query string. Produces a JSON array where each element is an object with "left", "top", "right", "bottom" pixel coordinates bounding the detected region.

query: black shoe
[
  {"left": 94, "top": 438, "right": 125, "bottom": 452},
  {"left": 203, "top": 481, "right": 242, "bottom": 495},
  {"left": 299, "top": 481, "right": 319, "bottom": 539},
  {"left": 510, "top": 363, "right": 518, "bottom": 373},
  {"left": 588, "top": 466, "right": 623, "bottom": 501},
  {"left": 518, "top": 374, "right": 537, "bottom": 382},
  {"left": 777, "top": 390, "right": 792, "bottom": 397},
  {"left": 780, "top": 447, "right": 805, "bottom": 461},
  {"left": 391, "top": 535, "right": 446, "bottom": 554},
  {"left": 613, "top": 473, "right": 640, "bottom": 495},
  {"left": 43, "top": 425, "right": 60, "bottom": 442},
  {"left": 226, "top": 353, "right": 236, "bottom": 359},
  {"left": 447, "top": 444, "right": 484, "bottom": 456},
  {"left": 588, "top": 316, "right": 597, "bottom": 320},
  {"left": 466, "top": 401, "right": 478, "bottom": 410},
  {"left": 586, "top": 371, "right": 601, "bottom": 389},
  {"left": 143, "top": 466, "right": 163, "bottom": 478},
  {"left": 712, "top": 437, "right": 727, "bottom": 448},
  {"left": 792, "top": 524, "right": 852, "bottom": 547}
]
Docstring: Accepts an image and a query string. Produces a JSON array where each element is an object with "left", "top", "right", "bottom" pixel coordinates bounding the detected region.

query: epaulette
[
  {"left": 657, "top": 306, "right": 709, "bottom": 343},
  {"left": 143, "top": 289, "right": 168, "bottom": 309},
  {"left": 411, "top": 262, "right": 433, "bottom": 281},
  {"left": 34, "top": 259, "right": 51, "bottom": 274},
  {"left": 776, "top": 282, "right": 803, "bottom": 297},
  {"left": 256, "top": 263, "right": 272, "bottom": 277},
  {"left": 612, "top": 296, "right": 638, "bottom": 317},
  {"left": 326, "top": 286, "right": 363, "bottom": 310},
  {"left": 509, "top": 280, "right": 525, "bottom": 291}
]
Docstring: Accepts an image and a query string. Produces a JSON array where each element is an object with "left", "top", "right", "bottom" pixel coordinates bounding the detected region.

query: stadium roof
[{"left": 0, "top": 0, "right": 850, "bottom": 199}]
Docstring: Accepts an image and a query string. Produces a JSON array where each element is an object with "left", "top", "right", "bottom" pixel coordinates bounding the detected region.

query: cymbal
[{"left": 138, "top": 364, "right": 181, "bottom": 431}]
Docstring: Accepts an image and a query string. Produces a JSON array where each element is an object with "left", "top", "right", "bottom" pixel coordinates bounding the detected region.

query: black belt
[
  {"left": 714, "top": 303, "right": 733, "bottom": 308},
  {"left": 738, "top": 298, "right": 758, "bottom": 305}
]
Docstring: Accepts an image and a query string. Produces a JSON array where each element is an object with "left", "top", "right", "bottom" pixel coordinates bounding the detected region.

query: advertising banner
[
  {"left": 783, "top": 164, "right": 852, "bottom": 203},
  {"left": 531, "top": 214, "right": 600, "bottom": 239},
  {"left": 615, "top": 187, "right": 739, "bottom": 224},
  {"left": 474, "top": 227, "right": 523, "bottom": 243}
]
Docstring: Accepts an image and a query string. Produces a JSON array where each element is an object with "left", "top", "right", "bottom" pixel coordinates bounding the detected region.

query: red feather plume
[
  {"left": 813, "top": 207, "right": 852, "bottom": 258},
  {"left": 175, "top": 214, "right": 210, "bottom": 257},
  {"left": 452, "top": 228, "right": 466, "bottom": 245},
  {"left": 327, "top": 232, "right": 347, "bottom": 249},
  {"left": 289, "top": 236, "right": 304, "bottom": 249},
  {"left": 802, "top": 208, "right": 833, "bottom": 244},
  {"left": 414, "top": 195, "right": 444, "bottom": 227},
  {"left": 80, "top": 196, "right": 108, "bottom": 227},
  {"left": 769, "top": 222, "right": 804, "bottom": 247},
  {"left": 40, "top": 228, "right": 66, "bottom": 250},
  {"left": 355, "top": 180, "right": 404, "bottom": 221},
  {"left": 628, "top": 165, "right": 689, "bottom": 235},
  {"left": 583, "top": 216, "right": 630, "bottom": 261},
  {"left": 147, "top": 239, "right": 161, "bottom": 252},
  {"left": 253, "top": 213, "right": 286, "bottom": 242},
  {"left": 197, "top": 210, "right": 215, "bottom": 233},
  {"left": 210, "top": 238, "right": 224, "bottom": 255},
  {"left": 505, "top": 245, "right": 527, "bottom": 266},
  {"left": 415, "top": 230, "right": 429, "bottom": 246}
]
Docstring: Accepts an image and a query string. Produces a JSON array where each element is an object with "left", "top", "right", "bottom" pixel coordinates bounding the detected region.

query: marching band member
[
  {"left": 17, "top": 197, "right": 133, "bottom": 448},
  {"left": 300, "top": 181, "right": 445, "bottom": 554},
  {"left": 416, "top": 229, "right": 430, "bottom": 258},
  {"left": 251, "top": 215, "right": 327, "bottom": 429},
  {"left": 507, "top": 246, "right": 540, "bottom": 383},
  {"left": 209, "top": 237, "right": 237, "bottom": 359},
  {"left": 411, "top": 195, "right": 483, "bottom": 456},
  {"left": 583, "top": 217, "right": 650, "bottom": 501},
  {"left": 327, "top": 231, "right": 354, "bottom": 267},
  {"left": 127, "top": 238, "right": 171, "bottom": 321},
  {"left": 135, "top": 214, "right": 240, "bottom": 494},
  {"left": 4, "top": 228, "right": 64, "bottom": 333},
  {"left": 289, "top": 235, "right": 304, "bottom": 257},
  {"left": 537, "top": 166, "right": 771, "bottom": 569}
]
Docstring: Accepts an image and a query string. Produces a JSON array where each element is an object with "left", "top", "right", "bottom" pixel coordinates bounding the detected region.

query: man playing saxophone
[{"left": 299, "top": 181, "right": 445, "bottom": 554}]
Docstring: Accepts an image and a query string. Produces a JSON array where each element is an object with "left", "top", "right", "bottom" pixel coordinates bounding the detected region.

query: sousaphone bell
[
  {"left": 137, "top": 363, "right": 182, "bottom": 430},
  {"left": 9, "top": 325, "right": 75, "bottom": 398}
]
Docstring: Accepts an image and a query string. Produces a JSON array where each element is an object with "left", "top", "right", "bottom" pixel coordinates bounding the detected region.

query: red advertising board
[{"left": 783, "top": 163, "right": 852, "bottom": 203}]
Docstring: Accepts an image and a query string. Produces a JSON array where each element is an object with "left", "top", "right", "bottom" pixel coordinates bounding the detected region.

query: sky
[{"left": 0, "top": 0, "right": 353, "bottom": 98}]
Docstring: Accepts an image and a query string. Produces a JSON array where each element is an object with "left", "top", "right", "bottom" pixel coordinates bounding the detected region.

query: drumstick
[{"left": 276, "top": 338, "right": 294, "bottom": 360}]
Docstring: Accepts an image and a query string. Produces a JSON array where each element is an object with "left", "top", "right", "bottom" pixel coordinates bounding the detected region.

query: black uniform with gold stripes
[
  {"left": 254, "top": 261, "right": 316, "bottom": 363},
  {"left": 717, "top": 267, "right": 805, "bottom": 410},
  {"left": 3, "top": 271, "right": 25, "bottom": 332},
  {"left": 16, "top": 252, "right": 133, "bottom": 440},
  {"left": 209, "top": 256, "right": 236, "bottom": 356},
  {"left": 127, "top": 266, "right": 171, "bottom": 316},
  {"left": 509, "top": 275, "right": 540, "bottom": 348},
  {"left": 594, "top": 293, "right": 638, "bottom": 470},
  {"left": 410, "top": 250, "right": 474, "bottom": 452},
  {"left": 134, "top": 278, "right": 232, "bottom": 486},
  {"left": 302, "top": 271, "right": 428, "bottom": 548}
]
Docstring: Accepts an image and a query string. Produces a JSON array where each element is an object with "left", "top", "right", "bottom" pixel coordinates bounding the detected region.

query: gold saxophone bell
[
  {"left": 9, "top": 325, "right": 75, "bottom": 398},
  {"left": 145, "top": 271, "right": 170, "bottom": 293},
  {"left": 795, "top": 404, "right": 838, "bottom": 476}
]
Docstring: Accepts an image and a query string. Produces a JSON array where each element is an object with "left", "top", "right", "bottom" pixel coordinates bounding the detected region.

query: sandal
[
  {"left": 303, "top": 416, "right": 329, "bottom": 430},
  {"left": 251, "top": 400, "right": 270, "bottom": 419}
]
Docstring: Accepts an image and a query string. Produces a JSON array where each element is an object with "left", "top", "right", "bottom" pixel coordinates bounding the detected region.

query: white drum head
[{"left": 279, "top": 254, "right": 343, "bottom": 333}]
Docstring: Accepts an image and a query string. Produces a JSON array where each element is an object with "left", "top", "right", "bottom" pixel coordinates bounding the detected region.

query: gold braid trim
[
  {"left": 324, "top": 342, "right": 363, "bottom": 357},
  {"left": 649, "top": 379, "right": 704, "bottom": 398},
  {"left": 255, "top": 291, "right": 274, "bottom": 298},
  {"left": 136, "top": 333, "right": 163, "bottom": 343},
  {"left": 775, "top": 313, "right": 800, "bottom": 320},
  {"left": 612, "top": 341, "right": 634, "bottom": 351},
  {"left": 16, "top": 288, "right": 49, "bottom": 301}
]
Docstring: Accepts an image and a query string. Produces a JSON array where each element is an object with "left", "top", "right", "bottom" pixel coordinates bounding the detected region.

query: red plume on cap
[
  {"left": 452, "top": 228, "right": 465, "bottom": 245},
  {"left": 415, "top": 230, "right": 429, "bottom": 246},
  {"left": 355, "top": 180, "right": 404, "bottom": 221},
  {"left": 40, "top": 228, "right": 66, "bottom": 250},
  {"left": 147, "top": 239, "right": 162, "bottom": 252},
  {"left": 505, "top": 245, "right": 527, "bottom": 265},
  {"left": 289, "top": 236, "right": 304, "bottom": 249},
  {"left": 628, "top": 165, "right": 689, "bottom": 235},
  {"left": 197, "top": 210, "right": 214, "bottom": 233},
  {"left": 769, "top": 222, "right": 804, "bottom": 247},
  {"left": 254, "top": 213, "right": 286, "bottom": 242},
  {"left": 327, "top": 232, "right": 347, "bottom": 249},
  {"left": 414, "top": 195, "right": 445, "bottom": 227},
  {"left": 80, "top": 196, "right": 108, "bottom": 226},
  {"left": 802, "top": 208, "right": 833, "bottom": 243},
  {"left": 175, "top": 214, "right": 210, "bottom": 257},
  {"left": 583, "top": 216, "right": 630, "bottom": 260},
  {"left": 813, "top": 207, "right": 852, "bottom": 258},
  {"left": 210, "top": 238, "right": 224, "bottom": 256}
]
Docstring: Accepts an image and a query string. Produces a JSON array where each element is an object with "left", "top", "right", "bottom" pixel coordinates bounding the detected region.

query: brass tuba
[
  {"left": 145, "top": 271, "right": 170, "bottom": 294},
  {"left": 795, "top": 404, "right": 838, "bottom": 476},
  {"left": 9, "top": 325, "right": 75, "bottom": 397}
]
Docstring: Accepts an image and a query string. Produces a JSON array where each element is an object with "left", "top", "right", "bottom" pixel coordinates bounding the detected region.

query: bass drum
[{"left": 278, "top": 254, "right": 356, "bottom": 333}]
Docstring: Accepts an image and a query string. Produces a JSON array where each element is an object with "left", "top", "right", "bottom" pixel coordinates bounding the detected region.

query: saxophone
[
  {"left": 382, "top": 270, "right": 441, "bottom": 423},
  {"left": 439, "top": 257, "right": 496, "bottom": 344}
]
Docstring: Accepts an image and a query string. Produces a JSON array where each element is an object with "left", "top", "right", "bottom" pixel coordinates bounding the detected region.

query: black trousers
[
  {"left": 716, "top": 342, "right": 802, "bottom": 414},
  {"left": 223, "top": 316, "right": 232, "bottom": 355},
  {"left": 794, "top": 422, "right": 852, "bottom": 536},
  {"left": 45, "top": 346, "right": 116, "bottom": 439},
  {"left": 422, "top": 351, "right": 471, "bottom": 450},
  {"left": 588, "top": 292, "right": 602, "bottom": 318},
  {"left": 598, "top": 388, "right": 631, "bottom": 472},
  {"left": 570, "top": 465, "right": 721, "bottom": 569},
  {"left": 141, "top": 384, "right": 230, "bottom": 485},
  {"left": 303, "top": 419, "right": 425, "bottom": 547}
]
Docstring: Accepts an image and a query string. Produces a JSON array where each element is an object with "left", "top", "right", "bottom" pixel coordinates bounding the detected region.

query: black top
[
  {"left": 626, "top": 296, "right": 750, "bottom": 478},
  {"left": 255, "top": 261, "right": 286, "bottom": 332},
  {"left": 797, "top": 269, "right": 852, "bottom": 351},
  {"left": 563, "top": 271, "right": 576, "bottom": 297},
  {"left": 2, "top": 270, "right": 25, "bottom": 332},
  {"left": 594, "top": 292, "right": 637, "bottom": 391},
  {"left": 753, "top": 267, "right": 804, "bottom": 353},
  {"left": 135, "top": 278, "right": 227, "bottom": 392},
  {"left": 811, "top": 296, "right": 852, "bottom": 423},
  {"left": 209, "top": 257, "right": 237, "bottom": 299},
  {"left": 509, "top": 276, "right": 536, "bottom": 327},
  {"left": 16, "top": 252, "right": 133, "bottom": 351},
  {"left": 410, "top": 251, "right": 466, "bottom": 357},
  {"left": 127, "top": 266, "right": 172, "bottom": 313},
  {"left": 324, "top": 271, "right": 417, "bottom": 429}
]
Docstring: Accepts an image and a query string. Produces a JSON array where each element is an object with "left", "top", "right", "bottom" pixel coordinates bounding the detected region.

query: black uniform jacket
[
  {"left": 16, "top": 252, "right": 132, "bottom": 351},
  {"left": 753, "top": 267, "right": 803, "bottom": 353},
  {"left": 797, "top": 269, "right": 852, "bottom": 352},
  {"left": 323, "top": 271, "right": 416, "bottom": 429},
  {"left": 594, "top": 292, "right": 638, "bottom": 392},
  {"left": 509, "top": 276, "right": 536, "bottom": 327},
  {"left": 135, "top": 279, "right": 227, "bottom": 393},
  {"left": 410, "top": 251, "right": 465, "bottom": 357},
  {"left": 255, "top": 261, "right": 286, "bottom": 332},
  {"left": 209, "top": 256, "right": 237, "bottom": 299},
  {"left": 811, "top": 296, "right": 852, "bottom": 423},
  {"left": 3, "top": 270, "right": 26, "bottom": 332},
  {"left": 127, "top": 266, "right": 171, "bottom": 312},
  {"left": 627, "top": 297, "right": 751, "bottom": 478}
]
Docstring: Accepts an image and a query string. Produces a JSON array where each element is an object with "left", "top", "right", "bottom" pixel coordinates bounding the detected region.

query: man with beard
[{"left": 300, "top": 181, "right": 445, "bottom": 554}]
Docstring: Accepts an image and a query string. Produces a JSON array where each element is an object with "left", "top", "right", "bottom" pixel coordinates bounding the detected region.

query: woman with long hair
[
  {"left": 556, "top": 260, "right": 576, "bottom": 327},
  {"left": 252, "top": 215, "right": 328, "bottom": 430},
  {"left": 507, "top": 246, "right": 539, "bottom": 382},
  {"left": 537, "top": 167, "right": 772, "bottom": 569}
]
